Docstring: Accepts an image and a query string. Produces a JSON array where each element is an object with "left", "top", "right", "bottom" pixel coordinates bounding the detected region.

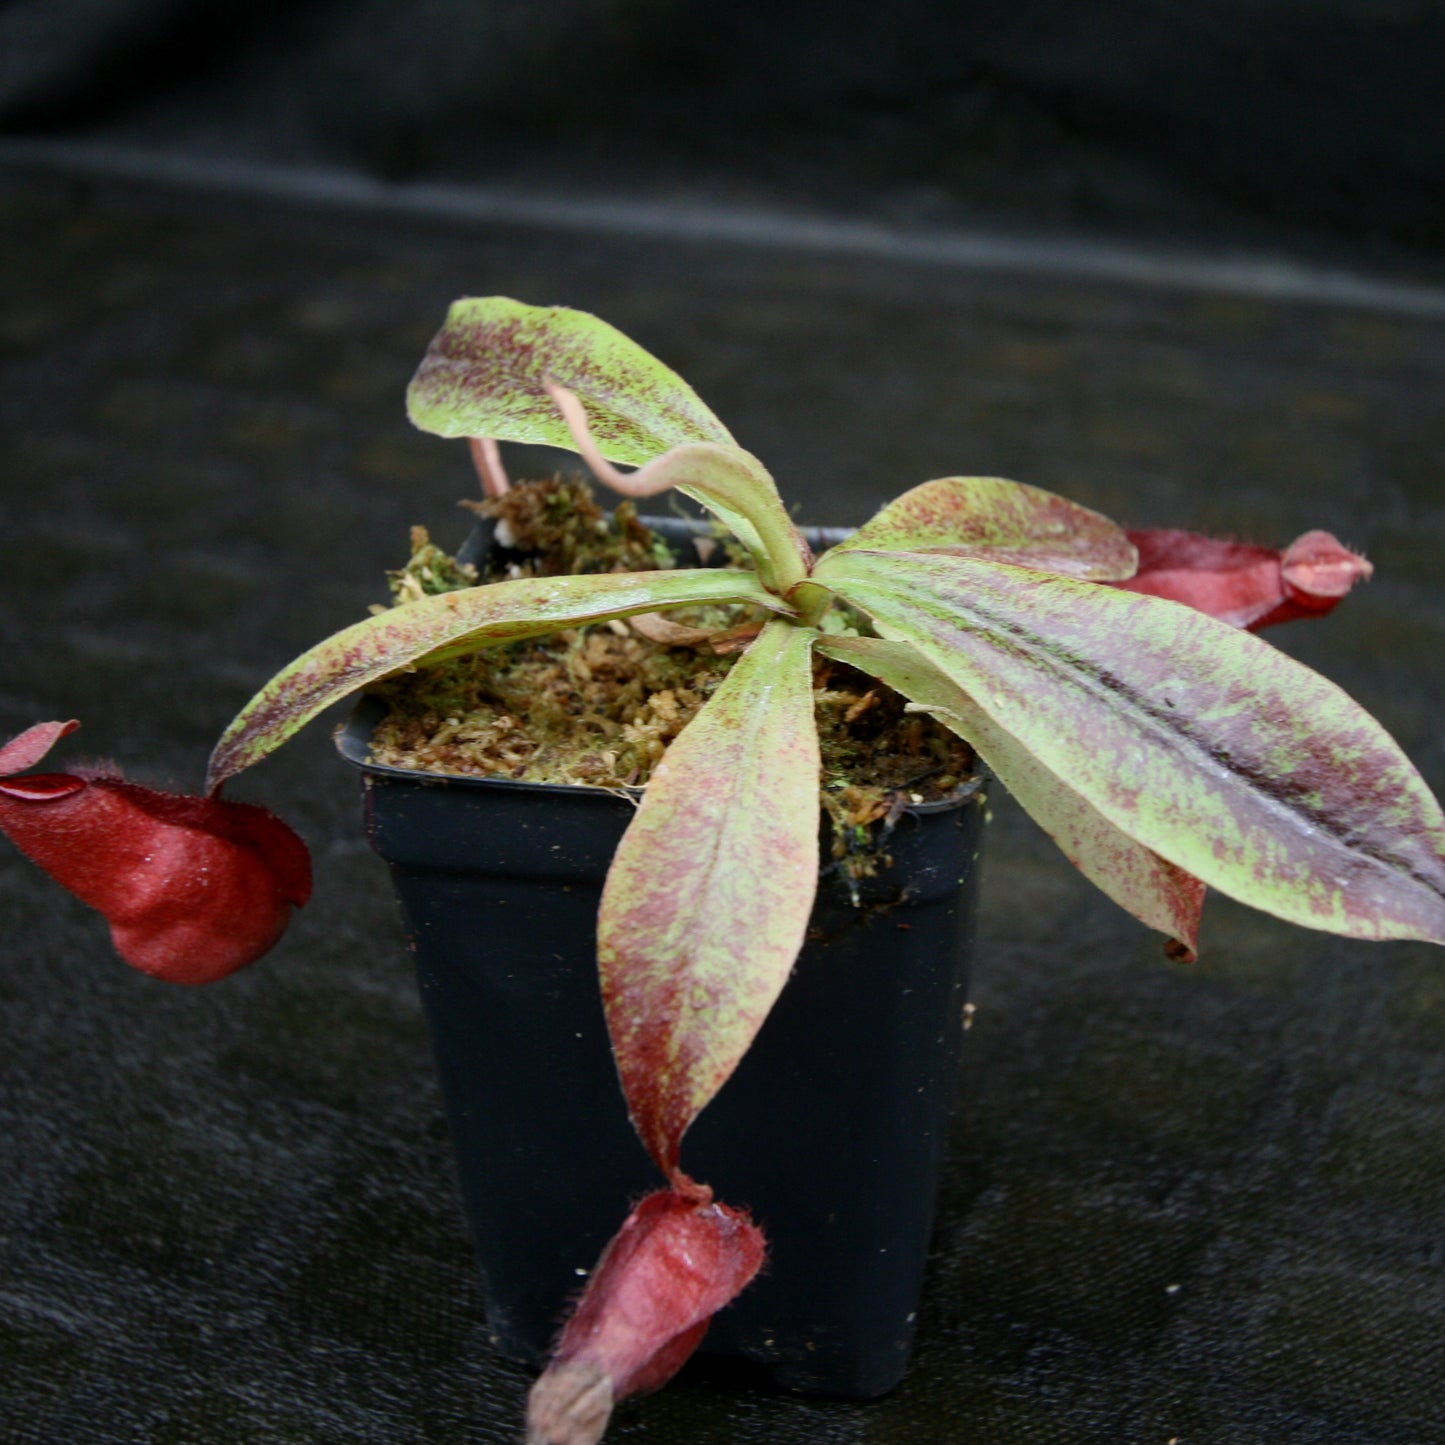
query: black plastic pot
[{"left": 334, "top": 520, "right": 988, "bottom": 1399}]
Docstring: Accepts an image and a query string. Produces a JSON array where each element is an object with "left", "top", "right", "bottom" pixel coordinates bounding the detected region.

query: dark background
[
  {"left": 1, "top": 5, "right": 1443, "bottom": 1444},
  {"left": 4, "top": 0, "right": 1445, "bottom": 267}
]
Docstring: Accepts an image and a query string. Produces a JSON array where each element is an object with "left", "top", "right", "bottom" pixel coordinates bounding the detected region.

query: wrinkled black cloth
[
  {"left": 0, "top": 171, "right": 1442, "bottom": 1444},
  {"left": 2, "top": 0, "right": 1445, "bottom": 258}
]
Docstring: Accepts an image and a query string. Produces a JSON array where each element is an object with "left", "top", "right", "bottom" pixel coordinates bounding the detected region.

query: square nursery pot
[{"left": 334, "top": 519, "right": 989, "bottom": 1400}]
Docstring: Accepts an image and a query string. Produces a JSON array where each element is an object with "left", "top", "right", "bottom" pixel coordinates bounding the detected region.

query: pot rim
[{"left": 336, "top": 698, "right": 984, "bottom": 816}]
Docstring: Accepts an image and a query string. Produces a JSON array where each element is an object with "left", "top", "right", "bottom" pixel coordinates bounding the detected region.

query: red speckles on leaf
[
  {"left": 1114, "top": 528, "right": 1372, "bottom": 630},
  {"left": 0, "top": 721, "right": 311, "bottom": 984},
  {"left": 406, "top": 297, "right": 735, "bottom": 468},
  {"left": 525, "top": 1185, "right": 766, "bottom": 1445},
  {"left": 814, "top": 634, "right": 1206, "bottom": 956},
  {"left": 597, "top": 619, "right": 821, "bottom": 1175},
  {"left": 827, "top": 476, "right": 1138, "bottom": 580},
  {"left": 817, "top": 547, "right": 1445, "bottom": 944},
  {"left": 208, "top": 566, "right": 784, "bottom": 788}
]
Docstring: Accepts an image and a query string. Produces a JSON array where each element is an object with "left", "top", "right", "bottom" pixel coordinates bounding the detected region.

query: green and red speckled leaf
[
  {"left": 598, "top": 618, "right": 821, "bottom": 1177},
  {"left": 815, "top": 547, "right": 1445, "bottom": 944},
  {"left": 407, "top": 297, "right": 734, "bottom": 466},
  {"left": 408, "top": 299, "right": 808, "bottom": 591},
  {"left": 209, "top": 567, "right": 783, "bottom": 789},
  {"left": 820, "top": 477, "right": 1138, "bottom": 580},
  {"left": 816, "top": 634, "right": 1203, "bottom": 955}
]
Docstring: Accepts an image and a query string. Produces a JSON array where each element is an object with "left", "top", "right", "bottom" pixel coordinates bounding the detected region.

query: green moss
[{"left": 387, "top": 524, "right": 478, "bottom": 603}]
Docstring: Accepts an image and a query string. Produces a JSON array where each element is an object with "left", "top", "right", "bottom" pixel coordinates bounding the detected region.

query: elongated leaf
[
  {"left": 408, "top": 300, "right": 809, "bottom": 592},
  {"left": 407, "top": 297, "right": 734, "bottom": 466},
  {"left": 817, "top": 634, "right": 1203, "bottom": 954},
  {"left": 816, "top": 547, "right": 1445, "bottom": 943},
  {"left": 598, "top": 618, "right": 821, "bottom": 1176},
  {"left": 209, "top": 568, "right": 783, "bottom": 789},
  {"left": 822, "top": 477, "right": 1137, "bottom": 580}
]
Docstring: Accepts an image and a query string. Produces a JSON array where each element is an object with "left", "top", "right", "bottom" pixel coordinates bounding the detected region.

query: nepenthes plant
[{"left": 2, "top": 298, "right": 1438, "bottom": 1445}]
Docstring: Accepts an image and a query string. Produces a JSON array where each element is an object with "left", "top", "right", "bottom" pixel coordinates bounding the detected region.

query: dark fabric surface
[
  {"left": 1, "top": 169, "right": 1443, "bottom": 1443},
  {"left": 3, "top": 0, "right": 1445, "bottom": 261}
]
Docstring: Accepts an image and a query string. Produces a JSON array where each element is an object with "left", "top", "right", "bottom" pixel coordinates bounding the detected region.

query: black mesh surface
[{"left": 1, "top": 171, "right": 1442, "bottom": 1444}]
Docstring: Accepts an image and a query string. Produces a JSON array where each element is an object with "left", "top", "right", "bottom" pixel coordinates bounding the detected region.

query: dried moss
[
  {"left": 465, "top": 475, "right": 676, "bottom": 577},
  {"left": 369, "top": 479, "right": 978, "bottom": 875},
  {"left": 371, "top": 623, "right": 738, "bottom": 788},
  {"left": 386, "top": 525, "right": 478, "bottom": 603}
]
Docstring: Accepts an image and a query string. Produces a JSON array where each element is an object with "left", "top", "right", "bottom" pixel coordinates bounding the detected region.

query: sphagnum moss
[{"left": 367, "top": 480, "right": 978, "bottom": 874}]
